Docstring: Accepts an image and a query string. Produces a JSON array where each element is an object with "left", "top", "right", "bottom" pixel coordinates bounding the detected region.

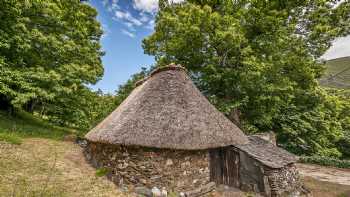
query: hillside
[
  {"left": 0, "top": 111, "right": 349, "bottom": 196},
  {"left": 0, "top": 111, "right": 127, "bottom": 196},
  {"left": 320, "top": 56, "right": 350, "bottom": 88}
]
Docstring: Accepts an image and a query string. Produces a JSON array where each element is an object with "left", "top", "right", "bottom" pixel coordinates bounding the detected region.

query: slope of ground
[
  {"left": 0, "top": 110, "right": 73, "bottom": 143},
  {"left": 297, "top": 163, "right": 350, "bottom": 186},
  {"left": 302, "top": 177, "right": 350, "bottom": 197},
  {"left": 0, "top": 111, "right": 350, "bottom": 197},
  {"left": 320, "top": 56, "right": 350, "bottom": 88},
  {"left": 0, "top": 138, "right": 127, "bottom": 197}
]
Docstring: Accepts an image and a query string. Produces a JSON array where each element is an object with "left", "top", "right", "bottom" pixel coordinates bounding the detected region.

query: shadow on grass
[{"left": 0, "top": 110, "right": 77, "bottom": 144}]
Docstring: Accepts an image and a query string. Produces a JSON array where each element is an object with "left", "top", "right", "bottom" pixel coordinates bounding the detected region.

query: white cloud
[
  {"left": 139, "top": 14, "right": 150, "bottom": 23},
  {"left": 322, "top": 35, "right": 350, "bottom": 60},
  {"left": 121, "top": 29, "right": 136, "bottom": 38},
  {"left": 104, "top": 0, "right": 185, "bottom": 35},
  {"left": 145, "top": 19, "right": 155, "bottom": 30},
  {"left": 132, "top": 0, "right": 184, "bottom": 13},
  {"left": 111, "top": 0, "right": 119, "bottom": 9},
  {"left": 114, "top": 10, "right": 142, "bottom": 26},
  {"left": 133, "top": 0, "right": 158, "bottom": 13}
]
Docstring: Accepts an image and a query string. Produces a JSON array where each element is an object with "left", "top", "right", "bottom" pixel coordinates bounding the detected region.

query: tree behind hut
[{"left": 143, "top": 0, "right": 350, "bottom": 157}]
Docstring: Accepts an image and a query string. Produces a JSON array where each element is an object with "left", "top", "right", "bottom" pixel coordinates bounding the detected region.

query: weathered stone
[
  {"left": 161, "top": 187, "right": 168, "bottom": 197},
  {"left": 165, "top": 159, "right": 173, "bottom": 166},
  {"left": 152, "top": 187, "right": 161, "bottom": 197},
  {"left": 253, "top": 131, "right": 277, "bottom": 146},
  {"left": 140, "top": 178, "right": 148, "bottom": 185},
  {"left": 84, "top": 142, "right": 210, "bottom": 192},
  {"left": 135, "top": 186, "right": 152, "bottom": 197},
  {"left": 184, "top": 182, "right": 215, "bottom": 197},
  {"left": 181, "top": 161, "right": 191, "bottom": 168}
]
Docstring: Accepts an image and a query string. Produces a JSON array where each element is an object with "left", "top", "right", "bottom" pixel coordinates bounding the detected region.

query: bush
[
  {"left": 300, "top": 156, "right": 350, "bottom": 169},
  {"left": 337, "top": 136, "right": 350, "bottom": 159},
  {"left": 0, "top": 133, "right": 22, "bottom": 145}
]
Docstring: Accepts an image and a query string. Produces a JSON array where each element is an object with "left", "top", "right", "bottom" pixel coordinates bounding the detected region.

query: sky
[{"left": 89, "top": 0, "right": 350, "bottom": 93}]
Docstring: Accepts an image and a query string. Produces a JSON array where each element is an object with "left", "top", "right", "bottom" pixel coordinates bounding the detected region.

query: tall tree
[
  {"left": 144, "top": 0, "right": 350, "bottom": 156},
  {"left": 0, "top": 0, "right": 103, "bottom": 110}
]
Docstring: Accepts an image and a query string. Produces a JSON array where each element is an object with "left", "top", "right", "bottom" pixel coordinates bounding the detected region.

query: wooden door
[{"left": 209, "top": 147, "right": 240, "bottom": 187}]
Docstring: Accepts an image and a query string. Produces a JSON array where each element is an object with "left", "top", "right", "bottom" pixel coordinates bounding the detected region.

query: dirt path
[
  {"left": 297, "top": 163, "right": 350, "bottom": 186},
  {"left": 0, "top": 138, "right": 129, "bottom": 197}
]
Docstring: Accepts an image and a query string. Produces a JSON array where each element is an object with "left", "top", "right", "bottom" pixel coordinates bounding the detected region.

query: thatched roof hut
[
  {"left": 86, "top": 64, "right": 248, "bottom": 150},
  {"left": 84, "top": 64, "right": 303, "bottom": 196}
]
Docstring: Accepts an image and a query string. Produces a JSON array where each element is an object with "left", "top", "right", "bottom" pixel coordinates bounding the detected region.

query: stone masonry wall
[
  {"left": 265, "top": 164, "right": 302, "bottom": 197},
  {"left": 238, "top": 150, "right": 302, "bottom": 197},
  {"left": 84, "top": 142, "right": 210, "bottom": 193}
]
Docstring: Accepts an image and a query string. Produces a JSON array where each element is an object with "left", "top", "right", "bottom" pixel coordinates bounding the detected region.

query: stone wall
[
  {"left": 265, "top": 164, "right": 301, "bottom": 196},
  {"left": 84, "top": 142, "right": 210, "bottom": 193},
  {"left": 238, "top": 150, "right": 302, "bottom": 197}
]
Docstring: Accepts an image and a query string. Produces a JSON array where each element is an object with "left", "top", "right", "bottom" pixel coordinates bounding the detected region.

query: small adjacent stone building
[
  {"left": 211, "top": 135, "right": 301, "bottom": 196},
  {"left": 84, "top": 64, "right": 303, "bottom": 196}
]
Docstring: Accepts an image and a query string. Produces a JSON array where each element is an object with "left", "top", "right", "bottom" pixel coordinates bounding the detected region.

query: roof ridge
[{"left": 135, "top": 64, "right": 187, "bottom": 87}]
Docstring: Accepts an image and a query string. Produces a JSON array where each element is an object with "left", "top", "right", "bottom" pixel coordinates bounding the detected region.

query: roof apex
[{"left": 135, "top": 64, "right": 186, "bottom": 87}]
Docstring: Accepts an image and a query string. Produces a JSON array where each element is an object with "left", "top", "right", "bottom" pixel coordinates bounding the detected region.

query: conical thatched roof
[{"left": 85, "top": 65, "right": 248, "bottom": 150}]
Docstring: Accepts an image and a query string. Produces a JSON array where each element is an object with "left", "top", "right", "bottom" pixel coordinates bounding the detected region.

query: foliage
[
  {"left": 43, "top": 86, "right": 117, "bottom": 130},
  {"left": 115, "top": 66, "right": 153, "bottom": 106},
  {"left": 0, "top": 133, "right": 22, "bottom": 145},
  {"left": 300, "top": 156, "right": 350, "bottom": 169},
  {"left": 95, "top": 167, "right": 109, "bottom": 177},
  {"left": 0, "top": 0, "right": 105, "bottom": 129},
  {"left": 0, "top": 110, "right": 73, "bottom": 141},
  {"left": 144, "top": 0, "right": 350, "bottom": 157}
]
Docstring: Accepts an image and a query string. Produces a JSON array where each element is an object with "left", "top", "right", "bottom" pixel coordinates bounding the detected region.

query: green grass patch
[
  {"left": 0, "top": 132, "right": 22, "bottom": 145},
  {"left": 300, "top": 156, "right": 350, "bottom": 169},
  {"left": 0, "top": 110, "right": 75, "bottom": 141},
  {"left": 95, "top": 168, "right": 109, "bottom": 177}
]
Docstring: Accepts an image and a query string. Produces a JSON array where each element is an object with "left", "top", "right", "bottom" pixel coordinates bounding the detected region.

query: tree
[
  {"left": 114, "top": 67, "right": 152, "bottom": 105},
  {"left": 0, "top": 0, "right": 103, "bottom": 110},
  {"left": 143, "top": 0, "right": 350, "bottom": 157}
]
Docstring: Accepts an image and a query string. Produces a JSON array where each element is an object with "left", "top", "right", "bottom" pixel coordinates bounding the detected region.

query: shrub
[
  {"left": 337, "top": 136, "right": 350, "bottom": 159},
  {"left": 0, "top": 133, "right": 22, "bottom": 145},
  {"left": 300, "top": 156, "right": 350, "bottom": 169}
]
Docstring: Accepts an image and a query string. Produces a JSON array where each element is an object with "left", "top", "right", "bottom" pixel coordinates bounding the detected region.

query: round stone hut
[
  {"left": 84, "top": 65, "right": 248, "bottom": 193},
  {"left": 84, "top": 64, "right": 304, "bottom": 196}
]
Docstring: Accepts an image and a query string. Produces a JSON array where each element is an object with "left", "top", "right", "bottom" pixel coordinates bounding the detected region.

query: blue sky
[
  {"left": 89, "top": 0, "right": 350, "bottom": 93},
  {"left": 88, "top": 0, "right": 159, "bottom": 93}
]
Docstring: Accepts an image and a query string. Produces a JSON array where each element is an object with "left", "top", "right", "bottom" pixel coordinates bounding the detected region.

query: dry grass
[
  {"left": 1, "top": 138, "right": 350, "bottom": 197},
  {"left": 0, "top": 138, "right": 129, "bottom": 197},
  {"left": 303, "top": 176, "right": 350, "bottom": 197}
]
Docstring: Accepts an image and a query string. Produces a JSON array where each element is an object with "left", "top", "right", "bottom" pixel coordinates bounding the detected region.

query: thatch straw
[{"left": 85, "top": 64, "right": 248, "bottom": 150}]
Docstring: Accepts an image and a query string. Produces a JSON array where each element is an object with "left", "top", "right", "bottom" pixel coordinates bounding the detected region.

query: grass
[
  {"left": 0, "top": 110, "right": 75, "bottom": 144},
  {"left": 95, "top": 168, "right": 110, "bottom": 177},
  {"left": 320, "top": 56, "right": 350, "bottom": 88},
  {"left": 0, "top": 133, "right": 22, "bottom": 145},
  {"left": 0, "top": 138, "right": 126, "bottom": 197},
  {"left": 303, "top": 176, "right": 350, "bottom": 197},
  {"left": 0, "top": 110, "right": 127, "bottom": 196}
]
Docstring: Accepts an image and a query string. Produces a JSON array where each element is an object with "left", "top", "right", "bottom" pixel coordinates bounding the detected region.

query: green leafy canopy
[{"left": 143, "top": 0, "right": 350, "bottom": 157}]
